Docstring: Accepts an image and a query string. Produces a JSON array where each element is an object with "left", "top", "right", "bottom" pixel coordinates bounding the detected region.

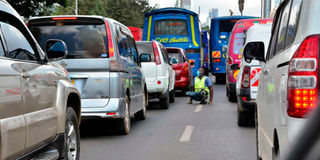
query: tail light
[
  {"left": 287, "top": 35, "right": 319, "bottom": 118},
  {"left": 228, "top": 57, "right": 234, "bottom": 74},
  {"left": 228, "top": 56, "right": 233, "bottom": 64},
  {"left": 241, "top": 66, "right": 251, "bottom": 88},
  {"left": 182, "top": 63, "right": 189, "bottom": 71},
  {"left": 105, "top": 20, "right": 114, "bottom": 57},
  {"left": 213, "top": 59, "right": 221, "bottom": 63},
  {"left": 52, "top": 17, "right": 78, "bottom": 20},
  {"left": 152, "top": 42, "right": 161, "bottom": 65}
]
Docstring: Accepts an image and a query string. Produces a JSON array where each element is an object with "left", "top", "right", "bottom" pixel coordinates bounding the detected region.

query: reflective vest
[{"left": 195, "top": 76, "right": 210, "bottom": 93}]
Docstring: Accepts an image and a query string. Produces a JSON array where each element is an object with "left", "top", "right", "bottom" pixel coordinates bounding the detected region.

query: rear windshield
[
  {"left": 136, "top": 42, "right": 155, "bottom": 62},
  {"left": 154, "top": 20, "right": 188, "bottom": 35},
  {"left": 232, "top": 32, "right": 245, "bottom": 55},
  {"left": 168, "top": 53, "right": 184, "bottom": 64},
  {"left": 219, "top": 19, "right": 237, "bottom": 33},
  {"left": 30, "top": 24, "right": 108, "bottom": 58}
]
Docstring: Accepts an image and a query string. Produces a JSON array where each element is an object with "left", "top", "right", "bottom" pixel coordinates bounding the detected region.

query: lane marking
[
  {"left": 194, "top": 105, "right": 203, "bottom": 112},
  {"left": 179, "top": 125, "right": 194, "bottom": 142}
]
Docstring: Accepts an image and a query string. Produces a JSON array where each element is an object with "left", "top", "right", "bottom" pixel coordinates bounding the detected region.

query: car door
[
  {"left": 0, "top": 25, "right": 27, "bottom": 159},
  {"left": 0, "top": 15, "right": 59, "bottom": 150},
  {"left": 258, "top": 3, "right": 284, "bottom": 159}
]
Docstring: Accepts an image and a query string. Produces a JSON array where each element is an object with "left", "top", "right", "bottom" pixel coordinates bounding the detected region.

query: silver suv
[
  {"left": 0, "top": 1, "right": 81, "bottom": 160},
  {"left": 28, "top": 16, "right": 148, "bottom": 135}
]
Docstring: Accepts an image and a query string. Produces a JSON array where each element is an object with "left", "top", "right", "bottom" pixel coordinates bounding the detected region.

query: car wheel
[
  {"left": 255, "top": 107, "right": 262, "bottom": 160},
  {"left": 237, "top": 104, "right": 250, "bottom": 126},
  {"left": 228, "top": 93, "right": 237, "bottom": 102},
  {"left": 65, "top": 107, "right": 80, "bottom": 160},
  {"left": 160, "top": 90, "right": 170, "bottom": 109},
  {"left": 169, "top": 89, "right": 175, "bottom": 103},
  {"left": 135, "top": 90, "right": 147, "bottom": 120},
  {"left": 118, "top": 96, "right": 131, "bottom": 135}
]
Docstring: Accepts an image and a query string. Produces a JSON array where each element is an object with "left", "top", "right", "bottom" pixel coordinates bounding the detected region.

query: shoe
[{"left": 200, "top": 101, "right": 207, "bottom": 104}]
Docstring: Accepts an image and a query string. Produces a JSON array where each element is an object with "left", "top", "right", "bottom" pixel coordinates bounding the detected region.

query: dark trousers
[{"left": 186, "top": 90, "right": 208, "bottom": 102}]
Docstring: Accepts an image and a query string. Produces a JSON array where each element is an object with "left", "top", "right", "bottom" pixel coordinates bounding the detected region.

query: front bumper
[
  {"left": 81, "top": 98, "right": 126, "bottom": 119},
  {"left": 238, "top": 88, "right": 256, "bottom": 112}
]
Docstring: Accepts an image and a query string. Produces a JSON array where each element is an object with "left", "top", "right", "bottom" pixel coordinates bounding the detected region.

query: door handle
[
  {"left": 21, "top": 73, "right": 30, "bottom": 79},
  {"left": 263, "top": 69, "right": 269, "bottom": 75}
]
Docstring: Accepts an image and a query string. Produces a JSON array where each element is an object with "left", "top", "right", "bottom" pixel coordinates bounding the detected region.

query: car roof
[{"left": 145, "top": 7, "right": 198, "bottom": 17}]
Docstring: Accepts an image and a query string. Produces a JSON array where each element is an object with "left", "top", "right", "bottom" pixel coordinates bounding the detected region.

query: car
[
  {"left": 136, "top": 41, "right": 176, "bottom": 109},
  {"left": 28, "top": 15, "right": 148, "bottom": 135},
  {"left": 243, "top": 0, "right": 316, "bottom": 159},
  {"left": 236, "top": 23, "right": 272, "bottom": 126},
  {"left": 166, "top": 47, "right": 193, "bottom": 93},
  {"left": 0, "top": 1, "right": 81, "bottom": 159},
  {"left": 226, "top": 18, "right": 272, "bottom": 102}
]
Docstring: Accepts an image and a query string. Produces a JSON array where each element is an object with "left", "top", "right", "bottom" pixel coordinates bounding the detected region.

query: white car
[
  {"left": 236, "top": 23, "right": 272, "bottom": 126},
  {"left": 243, "top": 0, "right": 318, "bottom": 159},
  {"left": 136, "top": 41, "right": 176, "bottom": 109}
]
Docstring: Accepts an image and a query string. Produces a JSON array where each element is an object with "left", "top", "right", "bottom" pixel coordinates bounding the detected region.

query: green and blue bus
[{"left": 143, "top": 8, "right": 203, "bottom": 76}]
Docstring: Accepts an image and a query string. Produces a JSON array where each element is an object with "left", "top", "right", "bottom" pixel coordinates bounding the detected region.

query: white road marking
[
  {"left": 194, "top": 105, "right": 203, "bottom": 112},
  {"left": 179, "top": 125, "right": 194, "bottom": 142}
]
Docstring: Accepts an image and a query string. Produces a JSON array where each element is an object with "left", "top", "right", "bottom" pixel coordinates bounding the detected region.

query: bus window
[
  {"left": 233, "top": 32, "right": 245, "bottom": 54},
  {"left": 219, "top": 20, "right": 237, "bottom": 33},
  {"left": 154, "top": 20, "right": 188, "bottom": 35}
]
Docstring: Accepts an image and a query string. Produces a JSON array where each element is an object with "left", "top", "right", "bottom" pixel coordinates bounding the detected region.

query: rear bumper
[
  {"left": 146, "top": 77, "right": 168, "bottom": 94},
  {"left": 175, "top": 76, "right": 190, "bottom": 89},
  {"left": 81, "top": 98, "right": 126, "bottom": 119},
  {"left": 238, "top": 88, "right": 256, "bottom": 112}
]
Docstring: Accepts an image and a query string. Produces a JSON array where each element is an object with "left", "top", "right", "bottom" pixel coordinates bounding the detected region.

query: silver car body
[{"left": 28, "top": 16, "right": 146, "bottom": 119}]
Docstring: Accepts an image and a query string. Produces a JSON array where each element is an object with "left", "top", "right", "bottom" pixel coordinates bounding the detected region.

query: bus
[
  {"left": 143, "top": 8, "right": 203, "bottom": 76},
  {"left": 210, "top": 16, "right": 256, "bottom": 83},
  {"left": 201, "top": 30, "right": 210, "bottom": 69}
]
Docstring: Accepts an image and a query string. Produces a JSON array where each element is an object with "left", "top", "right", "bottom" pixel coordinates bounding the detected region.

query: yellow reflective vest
[{"left": 195, "top": 76, "right": 210, "bottom": 93}]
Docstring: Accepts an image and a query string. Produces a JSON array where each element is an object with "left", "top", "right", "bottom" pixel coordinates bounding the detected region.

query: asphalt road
[{"left": 80, "top": 84, "right": 256, "bottom": 160}]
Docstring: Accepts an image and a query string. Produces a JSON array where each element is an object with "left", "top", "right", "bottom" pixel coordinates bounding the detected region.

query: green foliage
[
  {"left": 202, "top": 26, "right": 210, "bottom": 32},
  {"left": 54, "top": 0, "right": 157, "bottom": 28},
  {"left": 7, "top": 0, "right": 67, "bottom": 18}
]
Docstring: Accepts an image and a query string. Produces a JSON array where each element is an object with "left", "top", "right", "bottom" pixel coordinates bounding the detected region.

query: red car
[{"left": 166, "top": 47, "right": 193, "bottom": 92}]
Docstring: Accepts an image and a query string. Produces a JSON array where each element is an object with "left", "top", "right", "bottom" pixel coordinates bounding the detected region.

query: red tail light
[
  {"left": 52, "top": 17, "right": 78, "bottom": 21},
  {"left": 152, "top": 42, "right": 161, "bottom": 65},
  {"left": 241, "top": 66, "right": 251, "bottom": 88},
  {"left": 228, "top": 57, "right": 233, "bottom": 65},
  {"left": 105, "top": 20, "right": 114, "bottom": 57},
  {"left": 182, "top": 63, "right": 189, "bottom": 71},
  {"left": 213, "top": 59, "right": 221, "bottom": 63},
  {"left": 287, "top": 35, "right": 319, "bottom": 118}
]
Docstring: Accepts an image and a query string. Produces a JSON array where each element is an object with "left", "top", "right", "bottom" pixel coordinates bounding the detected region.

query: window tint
[
  {"left": 286, "top": 0, "right": 302, "bottom": 47},
  {"left": 136, "top": 42, "right": 155, "bottom": 62},
  {"left": 117, "top": 26, "right": 132, "bottom": 57},
  {"left": 0, "top": 22, "right": 35, "bottom": 57},
  {"left": 275, "top": 0, "right": 291, "bottom": 53},
  {"left": 30, "top": 24, "right": 107, "bottom": 58},
  {"left": 219, "top": 20, "right": 237, "bottom": 33},
  {"left": 128, "top": 37, "right": 139, "bottom": 63},
  {"left": 154, "top": 20, "right": 188, "bottom": 35},
  {"left": 168, "top": 53, "right": 184, "bottom": 64}
]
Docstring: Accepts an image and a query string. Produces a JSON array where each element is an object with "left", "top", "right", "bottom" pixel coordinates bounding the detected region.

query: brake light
[
  {"left": 213, "top": 59, "right": 221, "bottom": 63},
  {"left": 228, "top": 57, "right": 233, "bottom": 65},
  {"left": 105, "top": 20, "right": 114, "bottom": 57},
  {"left": 287, "top": 35, "right": 319, "bottom": 118},
  {"left": 52, "top": 17, "right": 78, "bottom": 20},
  {"left": 241, "top": 66, "right": 251, "bottom": 88},
  {"left": 182, "top": 63, "right": 189, "bottom": 71},
  {"left": 152, "top": 42, "right": 161, "bottom": 65}
]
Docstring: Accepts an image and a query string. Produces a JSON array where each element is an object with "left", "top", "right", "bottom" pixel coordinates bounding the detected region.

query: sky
[{"left": 148, "top": 0, "right": 261, "bottom": 24}]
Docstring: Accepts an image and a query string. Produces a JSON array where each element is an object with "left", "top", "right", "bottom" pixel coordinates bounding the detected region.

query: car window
[
  {"left": 168, "top": 52, "right": 184, "bottom": 64},
  {"left": 0, "top": 36, "right": 4, "bottom": 57},
  {"left": 117, "top": 26, "right": 132, "bottom": 58},
  {"left": 266, "top": 4, "right": 284, "bottom": 60},
  {"left": 160, "top": 45, "right": 169, "bottom": 64},
  {"left": 285, "top": 0, "right": 302, "bottom": 47},
  {"left": 136, "top": 42, "right": 155, "bottom": 62},
  {"left": 128, "top": 37, "right": 139, "bottom": 63},
  {"left": 275, "top": 0, "right": 292, "bottom": 54},
  {"left": 0, "top": 21, "right": 36, "bottom": 60}
]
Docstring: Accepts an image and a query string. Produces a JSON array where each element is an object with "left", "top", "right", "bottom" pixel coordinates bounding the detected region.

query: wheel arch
[
  {"left": 67, "top": 93, "right": 81, "bottom": 123},
  {"left": 273, "top": 129, "right": 280, "bottom": 155}
]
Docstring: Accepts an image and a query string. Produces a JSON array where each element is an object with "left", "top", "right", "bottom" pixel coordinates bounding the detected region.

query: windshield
[
  {"left": 232, "top": 33, "right": 245, "bottom": 55},
  {"left": 168, "top": 53, "right": 184, "bottom": 64},
  {"left": 219, "top": 19, "right": 237, "bottom": 33},
  {"left": 30, "top": 24, "right": 108, "bottom": 58},
  {"left": 154, "top": 19, "right": 188, "bottom": 35}
]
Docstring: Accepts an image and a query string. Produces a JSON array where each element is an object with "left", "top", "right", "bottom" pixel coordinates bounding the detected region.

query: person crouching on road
[{"left": 187, "top": 67, "right": 213, "bottom": 105}]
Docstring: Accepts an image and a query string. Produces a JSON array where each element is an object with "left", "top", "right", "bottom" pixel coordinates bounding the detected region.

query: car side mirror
[
  {"left": 45, "top": 39, "right": 67, "bottom": 61},
  {"left": 243, "top": 42, "right": 265, "bottom": 63},
  {"left": 139, "top": 54, "right": 151, "bottom": 62},
  {"left": 230, "top": 64, "right": 239, "bottom": 70}
]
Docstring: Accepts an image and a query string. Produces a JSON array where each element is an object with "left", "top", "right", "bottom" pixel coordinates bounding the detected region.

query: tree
[{"left": 7, "top": 0, "right": 67, "bottom": 18}]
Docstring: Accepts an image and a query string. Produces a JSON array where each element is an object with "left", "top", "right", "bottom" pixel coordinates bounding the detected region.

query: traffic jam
[{"left": 0, "top": 0, "right": 319, "bottom": 159}]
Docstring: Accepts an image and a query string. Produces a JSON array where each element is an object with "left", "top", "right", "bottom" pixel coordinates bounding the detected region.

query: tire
[
  {"left": 255, "top": 107, "right": 262, "bottom": 160},
  {"left": 135, "top": 90, "right": 147, "bottom": 120},
  {"left": 118, "top": 95, "right": 131, "bottom": 135},
  {"left": 160, "top": 90, "right": 170, "bottom": 109},
  {"left": 65, "top": 107, "right": 80, "bottom": 160},
  {"left": 237, "top": 105, "right": 251, "bottom": 127},
  {"left": 169, "top": 89, "right": 175, "bottom": 103},
  {"left": 228, "top": 92, "right": 237, "bottom": 102}
]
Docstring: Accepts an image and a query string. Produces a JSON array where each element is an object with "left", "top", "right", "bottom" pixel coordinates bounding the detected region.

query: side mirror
[
  {"left": 139, "top": 54, "right": 151, "bottom": 62},
  {"left": 45, "top": 39, "right": 67, "bottom": 61},
  {"left": 230, "top": 64, "right": 239, "bottom": 70},
  {"left": 243, "top": 42, "right": 265, "bottom": 63}
]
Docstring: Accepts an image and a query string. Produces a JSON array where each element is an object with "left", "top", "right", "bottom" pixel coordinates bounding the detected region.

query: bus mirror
[{"left": 243, "top": 42, "right": 265, "bottom": 63}]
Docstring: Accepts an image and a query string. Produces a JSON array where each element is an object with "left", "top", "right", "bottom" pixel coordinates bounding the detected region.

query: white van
[{"left": 236, "top": 23, "right": 272, "bottom": 126}]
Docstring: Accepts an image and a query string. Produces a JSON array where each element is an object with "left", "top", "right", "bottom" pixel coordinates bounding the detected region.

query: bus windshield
[
  {"left": 219, "top": 20, "right": 237, "bottom": 32},
  {"left": 154, "top": 20, "right": 188, "bottom": 35}
]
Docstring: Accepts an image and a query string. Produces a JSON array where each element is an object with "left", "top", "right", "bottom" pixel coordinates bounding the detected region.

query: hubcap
[{"left": 67, "top": 120, "right": 77, "bottom": 160}]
